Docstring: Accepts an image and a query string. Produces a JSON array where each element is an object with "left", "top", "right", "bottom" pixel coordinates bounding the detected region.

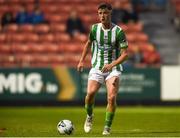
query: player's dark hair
[{"left": 98, "top": 2, "right": 112, "bottom": 10}]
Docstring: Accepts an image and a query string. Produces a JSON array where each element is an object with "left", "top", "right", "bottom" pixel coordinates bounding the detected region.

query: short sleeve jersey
[{"left": 89, "top": 23, "right": 128, "bottom": 71}]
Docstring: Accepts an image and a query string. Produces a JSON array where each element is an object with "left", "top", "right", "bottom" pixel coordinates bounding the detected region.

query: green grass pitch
[{"left": 0, "top": 106, "right": 180, "bottom": 137}]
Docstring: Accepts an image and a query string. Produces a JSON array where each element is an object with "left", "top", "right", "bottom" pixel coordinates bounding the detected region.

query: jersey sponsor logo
[{"left": 97, "top": 44, "right": 113, "bottom": 50}]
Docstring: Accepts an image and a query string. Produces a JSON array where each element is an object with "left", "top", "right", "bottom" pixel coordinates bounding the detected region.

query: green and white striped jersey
[{"left": 89, "top": 23, "right": 128, "bottom": 71}]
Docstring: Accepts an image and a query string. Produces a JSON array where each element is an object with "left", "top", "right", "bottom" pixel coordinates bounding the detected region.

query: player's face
[{"left": 98, "top": 8, "right": 111, "bottom": 24}]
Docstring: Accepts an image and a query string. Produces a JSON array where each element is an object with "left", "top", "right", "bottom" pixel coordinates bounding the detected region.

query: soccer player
[{"left": 77, "top": 2, "right": 128, "bottom": 135}]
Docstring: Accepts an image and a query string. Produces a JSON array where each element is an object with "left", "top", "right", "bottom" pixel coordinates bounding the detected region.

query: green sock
[
  {"left": 105, "top": 112, "right": 115, "bottom": 128},
  {"left": 85, "top": 104, "right": 94, "bottom": 116}
]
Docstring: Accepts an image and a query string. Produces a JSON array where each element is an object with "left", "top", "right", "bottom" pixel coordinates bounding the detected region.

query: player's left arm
[
  {"left": 101, "top": 47, "right": 128, "bottom": 73},
  {"left": 110, "top": 47, "right": 128, "bottom": 67}
]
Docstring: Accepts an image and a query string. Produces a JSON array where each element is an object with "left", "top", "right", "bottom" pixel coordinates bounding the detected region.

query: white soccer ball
[{"left": 57, "top": 119, "right": 74, "bottom": 135}]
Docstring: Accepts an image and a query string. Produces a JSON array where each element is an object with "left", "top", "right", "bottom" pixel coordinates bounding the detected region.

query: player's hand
[
  {"left": 77, "top": 62, "right": 84, "bottom": 72},
  {"left": 101, "top": 64, "right": 113, "bottom": 73}
]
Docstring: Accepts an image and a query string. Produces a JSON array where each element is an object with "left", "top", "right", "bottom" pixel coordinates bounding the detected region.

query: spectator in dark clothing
[
  {"left": 29, "top": 6, "right": 47, "bottom": 24},
  {"left": 1, "top": 11, "right": 15, "bottom": 27},
  {"left": 15, "top": 4, "right": 29, "bottom": 24},
  {"left": 122, "top": 3, "right": 139, "bottom": 24},
  {"left": 66, "top": 10, "right": 86, "bottom": 38},
  {"left": 111, "top": 0, "right": 126, "bottom": 24}
]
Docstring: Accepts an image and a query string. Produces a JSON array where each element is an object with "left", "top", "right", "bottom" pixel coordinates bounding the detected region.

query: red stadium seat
[
  {"left": 64, "top": 54, "right": 80, "bottom": 67},
  {"left": 39, "top": 34, "right": 54, "bottom": 43},
  {"left": 171, "top": 0, "right": 180, "bottom": 5},
  {"left": 81, "top": 14, "right": 93, "bottom": 23},
  {"left": 0, "top": 33, "right": 6, "bottom": 43},
  {"left": 13, "top": 44, "right": 32, "bottom": 53},
  {"left": 39, "top": 0, "right": 52, "bottom": 3},
  {"left": 16, "top": 54, "right": 33, "bottom": 67},
  {"left": 55, "top": 5, "right": 71, "bottom": 13},
  {"left": 0, "top": 0, "right": 5, "bottom": 3},
  {"left": 33, "top": 54, "right": 50, "bottom": 63},
  {"left": 9, "top": 0, "right": 20, "bottom": 3},
  {"left": 34, "top": 24, "right": 50, "bottom": 34},
  {"left": 54, "top": 33, "right": 71, "bottom": 43},
  {"left": 138, "top": 43, "right": 154, "bottom": 52},
  {"left": 1, "top": 62, "right": 17, "bottom": 67},
  {"left": 126, "top": 33, "right": 136, "bottom": 42},
  {"left": 143, "top": 51, "right": 161, "bottom": 65},
  {"left": 0, "top": 54, "right": 16, "bottom": 67},
  {"left": 73, "top": 34, "right": 87, "bottom": 43},
  {"left": 175, "top": 4, "right": 180, "bottom": 14},
  {"left": 4, "top": 24, "right": 18, "bottom": 33},
  {"left": 16, "top": 54, "right": 52, "bottom": 67},
  {"left": 10, "top": 4, "right": 21, "bottom": 14},
  {"left": 19, "top": 24, "right": 34, "bottom": 33},
  {"left": 11, "top": 33, "right": 37, "bottom": 43},
  {"left": 0, "top": 0, "right": 160, "bottom": 68},
  {"left": 0, "top": 5, "right": 9, "bottom": 14},
  {"left": 29, "top": 43, "right": 62, "bottom": 53},
  {"left": 26, "top": 33, "right": 39, "bottom": 43},
  {"left": 30, "top": 54, "right": 51, "bottom": 67},
  {"left": 29, "top": 43, "right": 46, "bottom": 53},
  {"left": 24, "top": 0, "right": 35, "bottom": 4},
  {"left": 44, "top": 43, "right": 64, "bottom": 53},
  {"left": 127, "top": 22, "right": 143, "bottom": 33},
  {"left": 50, "top": 23, "right": 66, "bottom": 33},
  {"left": 136, "top": 33, "right": 149, "bottom": 43},
  {"left": 63, "top": 43, "right": 83, "bottom": 53},
  {"left": 49, "top": 54, "right": 65, "bottom": 65},
  {"left": 76, "top": 5, "right": 87, "bottom": 13},
  {"left": 46, "top": 14, "right": 67, "bottom": 23},
  {"left": 0, "top": 44, "right": 12, "bottom": 53},
  {"left": 41, "top": 4, "right": 58, "bottom": 13},
  {"left": 11, "top": 33, "right": 26, "bottom": 43}
]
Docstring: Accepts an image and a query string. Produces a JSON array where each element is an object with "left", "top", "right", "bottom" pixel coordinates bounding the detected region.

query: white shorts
[{"left": 88, "top": 68, "right": 121, "bottom": 84}]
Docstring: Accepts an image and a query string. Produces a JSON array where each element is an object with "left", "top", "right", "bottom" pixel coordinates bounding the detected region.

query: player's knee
[
  {"left": 87, "top": 88, "right": 97, "bottom": 96},
  {"left": 86, "top": 90, "right": 96, "bottom": 99},
  {"left": 107, "top": 94, "right": 116, "bottom": 105}
]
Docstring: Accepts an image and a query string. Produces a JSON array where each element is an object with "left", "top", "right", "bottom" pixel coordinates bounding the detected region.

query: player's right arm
[
  {"left": 77, "top": 39, "right": 92, "bottom": 72},
  {"left": 77, "top": 24, "right": 96, "bottom": 72}
]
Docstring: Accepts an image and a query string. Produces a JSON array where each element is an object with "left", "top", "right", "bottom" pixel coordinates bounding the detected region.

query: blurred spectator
[
  {"left": 142, "top": 44, "right": 161, "bottom": 66},
  {"left": 122, "top": 3, "right": 139, "bottom": 24},
  {"left": 29, "top": 5, "right": 47, "bottom": 24},
  {"left": 66, "top": 10, "right": 86, "bottom": 38},
  {"left": 1, "top": 11, "right": 15, "bottom": 27},
  {"left": 112, "top": 0, "right": 126, "bottom": 24},
  {"left": 124, "top": 46, "right": 143, "bottom": 67},
  {"left": 15, "top": 4, "right": 29, "bottom": 24},
  {"left": 174, "top": 17, "right": 180, "bottom": 32},
  {"left": 132, "top": 46, "right": 143, "bottom": 64}
]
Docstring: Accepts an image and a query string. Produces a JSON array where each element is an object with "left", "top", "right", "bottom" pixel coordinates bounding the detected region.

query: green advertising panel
[
  {"left": 120, "top": 68, "right": 160, "bottom": 100},
  {"left": 0, "top": 67, "right": 160, "bottom": 103},
  {"left": 0, "top": 68, "right": 59, "bottom": 101},
  {"left": 79, "top": 68, "right": 160, "bottom": 101}
]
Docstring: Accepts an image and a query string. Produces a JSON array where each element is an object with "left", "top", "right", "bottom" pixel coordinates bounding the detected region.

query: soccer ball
[{"left": 57, "top": 119, "right": 74, "bottom": 135}]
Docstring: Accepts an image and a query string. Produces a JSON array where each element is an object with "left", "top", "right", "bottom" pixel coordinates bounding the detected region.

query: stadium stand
[
  {"left": 168, "top": 0, "right": 180, "bottom": 31},
  {"left": 0, "top": 0, "right": 162, "bottom": 68}
]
